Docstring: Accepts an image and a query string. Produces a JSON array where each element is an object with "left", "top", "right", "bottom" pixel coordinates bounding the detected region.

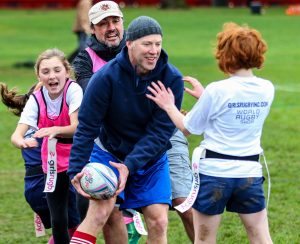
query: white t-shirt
[
  {"left": 19, "top": 82, "right": 83, "bottom": 130},
  {"left": 183, "top": 75, "right": 275, "bottom": 178}
]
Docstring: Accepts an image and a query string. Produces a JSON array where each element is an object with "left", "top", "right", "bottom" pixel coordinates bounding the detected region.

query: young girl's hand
[
  {"left": 33, "top": 127, "right": 58, "bottom": 139},
  {"left": 14, "top": 138, "right": 39, "bottom": 149},
  {"left": 183, "top": 76, "right": 204, "bottom": 99},
  {"left": 24, "top": 137, "right": 39, "bottom": 148},
  {"left": 146, "top": 80, "right": 176, "bottom": 111}
]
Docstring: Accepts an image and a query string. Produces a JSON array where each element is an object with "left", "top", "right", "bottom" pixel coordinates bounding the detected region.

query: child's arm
[
  {"left": 11, "top": 123, "right": 38, "bottom": 149},
  {"left": 33, "top": 110, "right": 79, "bottom": 139},
  {"left": 146, "top": 81, "right": 190, "bottom": 136}
]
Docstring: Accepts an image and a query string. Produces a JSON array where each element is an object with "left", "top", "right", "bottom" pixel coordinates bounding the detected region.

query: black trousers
[{"left": 45, "top": 172, "right": 75, "bottom": 244}]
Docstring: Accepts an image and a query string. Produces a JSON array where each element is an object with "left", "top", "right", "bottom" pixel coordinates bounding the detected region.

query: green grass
[{"left": 0, "top": 6, "right": 300, "bottom": 244}]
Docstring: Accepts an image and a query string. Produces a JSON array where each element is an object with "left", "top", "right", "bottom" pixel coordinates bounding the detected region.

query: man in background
[{"left": 68, "top": 0, "right": 92, "bottom": 63}]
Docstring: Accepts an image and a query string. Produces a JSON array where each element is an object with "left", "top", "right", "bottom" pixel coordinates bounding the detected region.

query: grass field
[{"left": 0, "top": 5, "right": 300, "bottom": 244}]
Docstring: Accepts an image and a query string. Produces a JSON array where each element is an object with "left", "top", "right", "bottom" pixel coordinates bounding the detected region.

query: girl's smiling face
[{"left": 37, "top": 56, "right": 69, "bottom": 99}]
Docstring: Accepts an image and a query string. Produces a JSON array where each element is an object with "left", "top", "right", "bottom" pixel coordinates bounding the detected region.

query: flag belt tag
[
  {"left": 174, "top": 146, "right": 204, "bottom": 213},
  {"left": 44, "top": 138, "right": 58, "bottom": 193}
]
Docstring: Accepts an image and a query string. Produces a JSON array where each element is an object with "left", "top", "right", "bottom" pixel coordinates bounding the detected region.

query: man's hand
[
  {"left": 71, "top": 171, "right": 93, "bottom": 199},
  {"left": 109, "top": 161, "right": 129, "bottom": 196}
]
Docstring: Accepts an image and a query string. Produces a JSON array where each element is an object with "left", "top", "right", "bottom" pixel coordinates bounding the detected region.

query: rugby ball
[{"left": 80, "top": 163, "right": 118, "bottom": 200}]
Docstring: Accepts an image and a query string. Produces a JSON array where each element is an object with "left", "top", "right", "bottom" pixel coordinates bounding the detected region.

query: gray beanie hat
[{"left": 126, "top": 16, "right": 163, "bottom": 41}]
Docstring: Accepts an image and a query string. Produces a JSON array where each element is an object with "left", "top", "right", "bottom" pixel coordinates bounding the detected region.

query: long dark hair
[{"left": 0, "top": 82, "right": 37, "bottom": 116}]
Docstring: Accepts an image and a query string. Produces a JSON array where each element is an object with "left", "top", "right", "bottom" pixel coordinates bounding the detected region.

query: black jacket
[{"left": 72, "top": 33, "right": 126, "bottom": 91}]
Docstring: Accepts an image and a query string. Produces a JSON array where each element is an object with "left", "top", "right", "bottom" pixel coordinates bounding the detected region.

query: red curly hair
[{"left": 215, "top": 22, "right": 267, "bottom": 74}]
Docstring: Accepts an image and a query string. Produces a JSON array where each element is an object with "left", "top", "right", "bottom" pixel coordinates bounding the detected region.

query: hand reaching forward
[
  {"left": 183, "top": 76, "right": 204, "bottom": 99},
  {"left": 17, "top": 137, "right": 39, "bottom": 149}
]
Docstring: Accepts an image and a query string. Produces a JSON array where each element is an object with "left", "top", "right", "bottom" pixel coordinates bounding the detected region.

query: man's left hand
[{"left": 109, "top": 161, "right": 129, "bottom": 195}]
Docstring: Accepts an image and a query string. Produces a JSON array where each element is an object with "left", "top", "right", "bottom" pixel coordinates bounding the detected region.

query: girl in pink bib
[{"left": 11, "top": 48, "right": 83, "bottom": 244}]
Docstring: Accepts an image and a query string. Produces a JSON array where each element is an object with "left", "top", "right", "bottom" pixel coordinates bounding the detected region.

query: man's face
[
  {"left": 127, "top": 34, "right": 162, "bottom": 76},
  {"left": 92, "top": 16, "right": 124, "bottom": 48}
]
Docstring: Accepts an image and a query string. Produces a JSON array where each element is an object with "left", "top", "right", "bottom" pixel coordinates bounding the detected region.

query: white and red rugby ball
[{"left": 80, "top": 163, "right": 118, "bottom": 200}]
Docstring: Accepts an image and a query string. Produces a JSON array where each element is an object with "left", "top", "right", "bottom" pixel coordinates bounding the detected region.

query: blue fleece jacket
[{"left": 68, "top": 46, "right": 183, "bottom": 179}]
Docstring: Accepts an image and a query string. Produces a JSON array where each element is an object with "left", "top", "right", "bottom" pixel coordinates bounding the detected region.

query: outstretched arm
[
  {"left": 11, "top": 123, "right": 38, "bottom": 149},
  {"left": 146, "top": 81, "right": 190, "bottom": 136},
  {"left": 33, "top": 110, "right": 79, "bottom": 139}
]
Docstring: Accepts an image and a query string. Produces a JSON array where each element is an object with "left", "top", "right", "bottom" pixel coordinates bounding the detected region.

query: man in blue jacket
[{"left": 68, "top": 16, "right": 183, "bottom": 244}]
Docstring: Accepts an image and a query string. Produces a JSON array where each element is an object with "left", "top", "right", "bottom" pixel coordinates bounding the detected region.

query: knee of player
[
  {"left": 91, "top": 212, "right": 108, "bottom": 227},
  {"left": 244, "top": 224, "right": 259, "bottom": 237},
  {"left": 147, "top": 215, "right": 168, "bottom": 233},
  {"left": 106, "top": 208, "right": 123, "bottom": 225},
  {"left": 197, "top": 224, "right": 212, "bottom": 242},
  {"left": 90, "top": 206, "right": 113, "bottom": 227}
]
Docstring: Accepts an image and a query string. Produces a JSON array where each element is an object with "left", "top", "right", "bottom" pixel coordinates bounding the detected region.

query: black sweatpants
[{"left": 46, "top": 172, "right": 75, "bottom": 244}]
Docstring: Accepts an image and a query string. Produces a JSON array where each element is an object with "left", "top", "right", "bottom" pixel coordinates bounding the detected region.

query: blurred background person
[{"left": 68, "top": 0, "right": 92, "bottom": 63}]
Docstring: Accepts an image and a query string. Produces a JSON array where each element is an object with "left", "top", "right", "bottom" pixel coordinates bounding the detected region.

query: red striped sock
[{"left": 70, "top": 231, "right": 96, "bottom": 244}]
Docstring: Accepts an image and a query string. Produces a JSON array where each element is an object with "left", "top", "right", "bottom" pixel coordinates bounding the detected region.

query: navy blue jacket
[{"left": 68, "top": 46, "right": 183, "bottom": 179}]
